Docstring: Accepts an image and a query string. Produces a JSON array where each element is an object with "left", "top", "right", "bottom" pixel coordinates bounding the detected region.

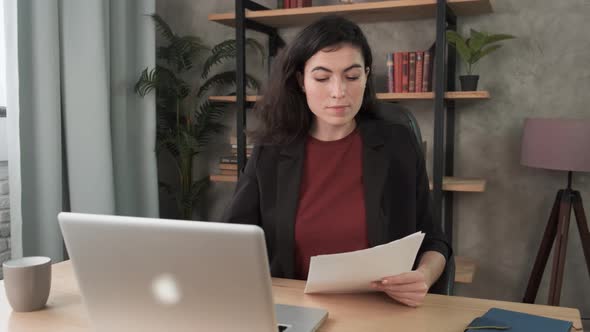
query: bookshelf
[
  {"left": 209, "top": 91, "right": 490, "bottom": 103},
  {"left": 455, "top": 256, "right": 477, "bottom": 283},
  {"left": 209, "top": 0, "right": 493, "bottom": 289},
  {"left": 210, "top": 174, "right": 239, "bottom": 182},
  {"left": 208, "top": 0, "right": 492, "bottom": 28},
  {"left": 430, "top": 177, "right": 486, "bottom": 192},
  {"left": 212, "top": 174, "right": 485, "bottom": 192},
  {"left": 377, "top": 91, "right": 490, "bottom": 101}
]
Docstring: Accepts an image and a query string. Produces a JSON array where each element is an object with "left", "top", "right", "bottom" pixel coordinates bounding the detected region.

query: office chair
[{"left": 378, "top": 102, "right": 455, "bottom": 296}]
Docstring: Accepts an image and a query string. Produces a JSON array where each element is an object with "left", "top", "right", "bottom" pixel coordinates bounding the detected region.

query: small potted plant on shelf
[{"left": 446, "top": 28, "right": 515, "bottom": 91}]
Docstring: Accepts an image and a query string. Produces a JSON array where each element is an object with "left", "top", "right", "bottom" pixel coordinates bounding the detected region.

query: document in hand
[{"left": 304, "top": 232, "right": 425, "bottom": 294}]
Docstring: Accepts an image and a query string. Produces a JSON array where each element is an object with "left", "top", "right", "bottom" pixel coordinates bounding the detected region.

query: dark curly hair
[{"left": 251, "top": 15, "right": 379, "bottom": 145}]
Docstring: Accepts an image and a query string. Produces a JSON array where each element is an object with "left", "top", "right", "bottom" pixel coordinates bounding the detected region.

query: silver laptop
[{"left": 58, "top": 212, "right": 327, "bottom": 332}]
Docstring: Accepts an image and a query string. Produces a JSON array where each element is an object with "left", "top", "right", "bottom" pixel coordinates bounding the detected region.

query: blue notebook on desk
[{"left": 466, "top": 308, "right": 573, "bottom": 332}]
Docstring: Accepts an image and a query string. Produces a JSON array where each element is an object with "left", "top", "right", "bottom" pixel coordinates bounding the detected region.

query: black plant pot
[{"left": 459, "top": 75, "right": 479, "bottom": 91}]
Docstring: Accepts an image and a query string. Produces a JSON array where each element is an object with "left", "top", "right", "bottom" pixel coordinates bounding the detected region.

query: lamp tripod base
[{"left": 522, "top": 189, "right": 590, "bottom": 306}]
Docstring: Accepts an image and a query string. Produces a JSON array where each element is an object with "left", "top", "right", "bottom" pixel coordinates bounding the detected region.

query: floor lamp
[{"left": 521, "top": 118, "right": 590, "bottom": 306}]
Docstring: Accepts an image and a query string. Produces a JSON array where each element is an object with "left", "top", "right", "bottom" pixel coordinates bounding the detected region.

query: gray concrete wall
[{"left": 157, "top": 0, "right": 590, "bottom": 320}]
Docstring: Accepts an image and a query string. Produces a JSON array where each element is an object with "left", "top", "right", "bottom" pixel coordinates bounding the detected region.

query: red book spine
[
  {"left": 415, "top": 51, "right": 424, "bottom": 93},
  {"left": 423, "top": 50, "right": 432, "bottom": 92},
  {"left": 402, "top": 52, "right": 409, "bottom": 93},
  {"left": 386, "top": 53, "right": 394, "bottom": 93},
  {"left": 409, "top": 52, "right": 416, "bottom": 93},
  {"left": 297, "top": 0, "right": 303, "bottom": 7},
  {"left": 394, "top": 53, "right": 402, "bottom": 93}
]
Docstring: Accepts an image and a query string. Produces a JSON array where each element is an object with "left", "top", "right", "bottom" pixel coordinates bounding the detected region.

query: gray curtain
[{"left": 11, "top": 0, "right": 158, "bottom": 262}]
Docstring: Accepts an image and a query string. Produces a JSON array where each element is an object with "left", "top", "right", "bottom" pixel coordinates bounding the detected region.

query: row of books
[
  {"left": 216, "top": 141, "right": 254, "bottom": 177},
  {"left": 386, "top": 49, "right": 434, "bottom": 93},
  {"left": 231, "top": 144, "right": 253, "bottom": 155},
  {"left": 217, "top": 162, "right": 238, "bottom": 176},
  {"left": 228, "top": 136, "right": 253, "bottom": 156},
  {"left": 278, "top": 0, "right": 312, "bottom": 8}
]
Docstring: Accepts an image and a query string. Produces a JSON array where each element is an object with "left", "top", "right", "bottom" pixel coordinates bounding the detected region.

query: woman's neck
[{"left": 309, "top": 120, "right": 357, "bottom": 141}]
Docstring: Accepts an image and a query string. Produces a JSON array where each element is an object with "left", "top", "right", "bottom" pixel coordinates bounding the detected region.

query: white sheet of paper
[{"left": 304, "top": 232, "right": 425, "bottom": 294}]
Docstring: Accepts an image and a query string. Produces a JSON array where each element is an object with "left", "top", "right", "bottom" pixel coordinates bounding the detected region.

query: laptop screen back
[{"left": 59, "top": 212, "right": 279, "bottom": 332}]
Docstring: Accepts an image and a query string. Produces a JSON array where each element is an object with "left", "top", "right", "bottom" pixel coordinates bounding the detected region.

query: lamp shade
[{"left": 521, "top": 118, "right": 590, "bottom": 172}]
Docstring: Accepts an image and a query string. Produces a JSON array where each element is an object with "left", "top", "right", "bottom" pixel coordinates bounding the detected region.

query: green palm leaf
[
  {"left": 196, "top": 100, "right": 225, "bottom": 122},
  {"left": 150, "top": 13, "right": 208, "bottom": 73},
  {"left": 201, "top": 38, "right": 265, "bottom": 79},
  {"left": 467, "top": 29, "right": 487, "bottom": 52},
  {"left": 180, "top": 131, "right": 202, "bottom": 153},
  {"left": 155, "top": 107, "right": 178, "bottom": 134},
  {"left": 195, "top": 122, "right": 224, "bottom": 151},
  {"left": 178, "top": 176, "right": 209, "bottom": 211},
  {"left": 484, "top": 34, "right": 515, "bottom": 45},
  {"left": 189, "top": 177, "right": 210, "bottom": 205},
  {"left": 135, "top": 68, "right": 158, "bottom": 97},
  {"left": 171, "top": 36, "right": 209, "bottom": 71},
  {"left": 157, "top": 131, "right": 179, "bottom": 155},
  {"left": 446, "top": 30, "right": 472, "bottom": 64},
  {"left": 135, "top": 65, "right": 191, "bottom": 98},
  {"left": 150, "top": 14, "right": 176, "bottom": 43},
  {"left": 158, "top": 36, "right": 208, "bottom": 72},
  {"left": 191, "top": 101, "right": 226, "bottom": 151},
  {"left": 471, "top": 45, "right": 502, "bottom": 63},
  {"left": 196, "top": 71, "right": 260, "bottom": 97}
]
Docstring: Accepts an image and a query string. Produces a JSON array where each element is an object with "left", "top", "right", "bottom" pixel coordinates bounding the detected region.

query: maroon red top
[{"left": 294, "top": 128, "right": 368, "bottom": 280}]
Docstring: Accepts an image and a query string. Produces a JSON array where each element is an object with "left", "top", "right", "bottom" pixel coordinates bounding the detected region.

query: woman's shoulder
[
  {"left": 358, "top": 118, "right": 421, "bottom": 156},
  {"left": 358, "top": 118, "right": 415, "bottom": 142},
  {"left": 250, "top": 138, "right": 304, "bottom": 161}
]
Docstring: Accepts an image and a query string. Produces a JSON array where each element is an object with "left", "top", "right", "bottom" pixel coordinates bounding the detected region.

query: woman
[{"left": 223, "top": 15, "right": 451, "bottom": 307}]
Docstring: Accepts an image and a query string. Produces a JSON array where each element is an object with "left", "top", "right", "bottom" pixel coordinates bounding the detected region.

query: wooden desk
[{"left": 0, "top": 261, "right": 583, "bottom": 332}]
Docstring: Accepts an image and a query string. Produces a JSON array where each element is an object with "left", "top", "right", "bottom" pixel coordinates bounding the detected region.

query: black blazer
[{"left": 223, "top": 119, "right": 452, "bottom": 279}]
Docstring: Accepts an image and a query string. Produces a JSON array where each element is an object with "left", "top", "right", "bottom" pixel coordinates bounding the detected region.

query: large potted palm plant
[{"left": 135, "top": 14, "right": 263, "bottom": 219}]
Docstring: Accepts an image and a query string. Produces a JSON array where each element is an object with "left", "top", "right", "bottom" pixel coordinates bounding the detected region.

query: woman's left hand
[{"left": 370, "top": 269, "right": 429, "bottom": 307}]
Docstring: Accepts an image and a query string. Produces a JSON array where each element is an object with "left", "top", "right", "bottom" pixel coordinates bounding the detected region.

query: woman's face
[{"left": 298, "top": 43, "right": 369, "bottom": 134}]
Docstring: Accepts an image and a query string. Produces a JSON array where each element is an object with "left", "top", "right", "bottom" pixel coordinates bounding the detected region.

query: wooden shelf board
[
  {"left": 430, "top": 177, "right": 486, "bottom": 192},
  {"left": 455, "top": 256, "right": 477, "bottom": 284},
  {"left": 210, "top": 174, "right": 238, "bottom": 182},
  {"left": 213, "top": 174, "right": 486, "bottom": 192},
  {"left": 377, "top": 91, "right": 490, "bottom": 101},
  {"left": 209, "top": 91, "right": 490, "bottom": 104},
  {"left": 209, "top": 0, "right": 492, "bottom": 28},
  {"left": 209, "top": 95, "right": 259, "bottom": 103}
]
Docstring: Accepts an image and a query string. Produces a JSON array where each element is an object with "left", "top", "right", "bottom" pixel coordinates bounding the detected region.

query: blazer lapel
[
  {"left": 275, "top": 138, "right": 305, "bottom": 279},
  {"left": 360, "top": 121, "right": 392, "bottom": 247}
]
